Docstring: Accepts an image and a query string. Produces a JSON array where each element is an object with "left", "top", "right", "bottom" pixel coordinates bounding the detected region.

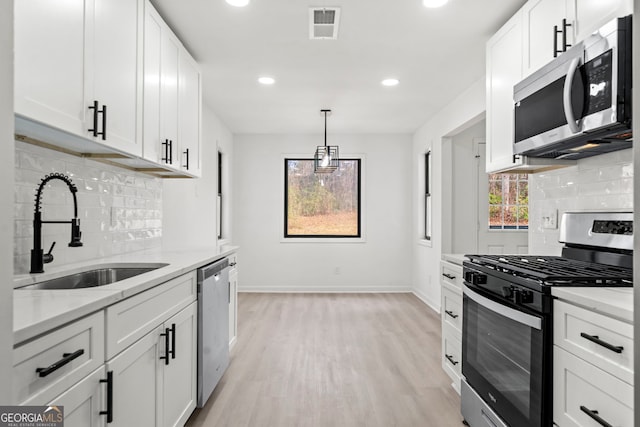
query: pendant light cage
[{"left": 314, "top": 109, "right": 339, "bottom": 174}]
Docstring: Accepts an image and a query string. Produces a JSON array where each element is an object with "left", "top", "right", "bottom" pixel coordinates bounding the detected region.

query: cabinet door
[
  {"left": 178, "top": 50, "right": 202, "bottom": 176},
  {"left": 143, "top": 2, "right": 180, "bottom": 167},
  {"left": 522, "top": 0, "right": 572, "bottom": 77},
  {"left": 92, "top": 0, "right": 143, "bottom": 155},
  {"left": 229, "top": 268, "right": 238, "bottom": 348},
  {"left": 572, "top": 0, "right": 633, "bottom": 42},
  {"left": 14, "top": 0, "right": 93, "bottom": 138},
  {"left": 162, "top": 303, "right": 197, "bottom": 427},
  {"left": 48, "top": 367, "right": 106, "bottom": 427},
  {"left": 485, "top": 11, "right": 524, "bottom": 173},
  {"left": 106, "top": 326, "right": 163, "bottom": 427}
]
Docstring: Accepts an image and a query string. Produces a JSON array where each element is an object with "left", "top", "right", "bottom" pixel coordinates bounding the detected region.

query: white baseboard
[
  {"left": 238, "top": 285, "right": 412, "bottom": 293},
  {"left": 411, "top": 289, "right": 440, "bottom": 314}
]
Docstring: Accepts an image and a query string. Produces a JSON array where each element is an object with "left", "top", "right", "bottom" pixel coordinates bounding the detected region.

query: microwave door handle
[{"left": 563, "top": 57, "right": 581, "bottom": 134}]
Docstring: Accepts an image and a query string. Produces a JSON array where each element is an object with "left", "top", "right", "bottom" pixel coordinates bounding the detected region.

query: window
[
  {"left": 488, "top": 173, "right": 528, "bottom": 230},
  {"left": 424, "top": 151, "right": 432, "bottom": 240},
  {"left": 285, "top": 158, "right": 361, "bottom": 238},
  {"left": 217, "top": 151, "right": 223, "bottom": 239}
]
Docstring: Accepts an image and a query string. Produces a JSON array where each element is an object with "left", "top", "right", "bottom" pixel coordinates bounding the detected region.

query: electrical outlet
[{"left": 542, "top": 210, "right": 558, "bottom": 229}]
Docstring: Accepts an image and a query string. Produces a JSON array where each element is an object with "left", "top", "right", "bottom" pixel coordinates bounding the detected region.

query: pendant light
[{"left": 314, "top": 109, "right": 339, "bottom": 174}]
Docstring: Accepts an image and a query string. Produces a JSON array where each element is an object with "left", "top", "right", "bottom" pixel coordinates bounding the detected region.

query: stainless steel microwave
[{"left": 513, "top": 15, "right": 632, "bottom": 160}]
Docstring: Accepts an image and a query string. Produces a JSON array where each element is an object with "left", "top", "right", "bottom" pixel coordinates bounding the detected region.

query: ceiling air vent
[{"left": 309, "top": 7, "right": 341, "bottom": 40}]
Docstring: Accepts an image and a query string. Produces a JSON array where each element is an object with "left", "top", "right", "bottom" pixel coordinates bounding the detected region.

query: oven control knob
[
  {"left": 501, "top": 286, "right": 513, "bottom": 299},
  {"left": 513, "top": 289, "right": 534, "bottom": 305}
]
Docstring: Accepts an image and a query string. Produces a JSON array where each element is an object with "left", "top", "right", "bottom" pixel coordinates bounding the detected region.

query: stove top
[{"left": 465, "top": 254, "right": 633, "bottom": 287}]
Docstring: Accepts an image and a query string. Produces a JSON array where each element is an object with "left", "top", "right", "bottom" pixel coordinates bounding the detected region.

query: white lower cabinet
[
  {"left": 440, "top": 260, "right": 463, "bottom": 393},
  {"left": 229, "top": 254, "right": 238, "bottom": 348},
  {"left": 48, "top": 367, "right": 108, "bottom": 427},
  {"left": 553, "top": 299, "right": 634, "bottom": 427}
]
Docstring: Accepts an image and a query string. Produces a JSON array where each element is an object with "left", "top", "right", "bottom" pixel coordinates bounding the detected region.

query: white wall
[
  {"left": 1, "top": 0, "right": 13, "bottom": 402},
  {"left": 163, "top": 103, "right": 233, "bottom": 249},
  {"left": 412, "top": 77, "right": 486, "bottom": 310},
  {"left": 233, "top": 133, "right": 412, "bottom": 291},
  {"left": 450, "top": 120, "right": 485, "bottom": 254},
  {"left": 529, "top": 150, "right": 633, "bottom": 254}
]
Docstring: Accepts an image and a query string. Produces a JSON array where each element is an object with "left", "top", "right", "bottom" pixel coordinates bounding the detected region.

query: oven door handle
[{"left": 463, "top": 285, "right": 542, "bottom": 330}]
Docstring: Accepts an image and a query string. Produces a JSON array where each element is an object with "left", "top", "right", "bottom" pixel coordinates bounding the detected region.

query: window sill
[{"left": 281, "top": 236, "right": 366, "bottom": 244}]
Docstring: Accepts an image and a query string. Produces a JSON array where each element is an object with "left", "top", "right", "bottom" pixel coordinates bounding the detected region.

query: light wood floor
[{"left": 185, "top": 293, "right": 464, "bottom": 427}]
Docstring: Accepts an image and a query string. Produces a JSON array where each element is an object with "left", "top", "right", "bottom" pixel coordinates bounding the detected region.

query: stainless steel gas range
[{"left": 460, "top": 212, "right": 633, "bottom": 427}]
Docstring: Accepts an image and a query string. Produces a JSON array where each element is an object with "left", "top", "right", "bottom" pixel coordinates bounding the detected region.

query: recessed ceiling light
[
  {"left": 258, "top": 76, "right": 275, "bottom": 85},
  {"left": 423, "top": 0, "right": 448, "bottom": 8},
  {"left": 226, "top": 0, "right": 249, "bottom": 7},
  {"left": 381, "top": 78, "right": 399, "bottom": 87}
]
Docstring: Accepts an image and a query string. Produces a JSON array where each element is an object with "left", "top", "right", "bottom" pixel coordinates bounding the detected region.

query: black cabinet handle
[
  {"left": 229, "top": 262, "right": 237, "bottom": 267},
  {"left": 161, "top": 139, "right": 170, "bottom": 163},
  {"left": 160, "top": 328, "right": 170, "bottom": 365},
  {"left": 445, "top": 310, "right": 459, "bottom": 319},
  {"left": 35, "top": 349, "right": 84, "bottom": 377},
  {"left": 169, "top": 140, "right": 173, "bottom": 164},
  {"left": 99, "top": 104, "right": 107, "bottom": 140},
  {"left": 183, "top": 149, "right": 190, "bottom": 170},
  {"left": 442, "top": 273, "right": 456, "bottom": 280},
  {"left": 562, "top": 18, "right": 572, "bottom": 52},
  {"left": 553, "top": 25, "right": 561, "bottom": 57},
  {"left": 445, "top": 354, "right": 459, "bottom": 366},
  {"left": 580, "top": 332, "right": 623, "bottom": 353},
  {"left": 88, "top": 100, "right": 99, "bottom": 137},
  {"left": 580, "top": 406, "right": 613, "bottom": 427},
  {"left": 170, "top": 323, "right": 176, "bottom": 360},
  {"left": 100, "top": 371, "right": 113, "bottom": 423}
]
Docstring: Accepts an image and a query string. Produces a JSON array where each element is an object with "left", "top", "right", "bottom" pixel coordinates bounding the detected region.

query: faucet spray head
[{"left": 69, "top": 218, "right": 83, "bottom": 247}]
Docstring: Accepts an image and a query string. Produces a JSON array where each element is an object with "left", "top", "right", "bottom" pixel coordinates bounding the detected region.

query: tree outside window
[
  {"left": 285, "top": 159, "right": 360, "bottom": 237},
  {"left": 488, "top": 173, "right": 528, "bottom": 230}
]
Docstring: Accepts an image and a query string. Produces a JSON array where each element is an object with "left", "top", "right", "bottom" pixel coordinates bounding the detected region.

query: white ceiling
[{"left": 151, "top": 0, "right": 526, "bottom": 134}]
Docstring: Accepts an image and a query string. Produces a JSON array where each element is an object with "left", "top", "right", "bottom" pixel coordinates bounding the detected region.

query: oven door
[{"left": 462, "top": 284, "right": 547, "bottom": 427}]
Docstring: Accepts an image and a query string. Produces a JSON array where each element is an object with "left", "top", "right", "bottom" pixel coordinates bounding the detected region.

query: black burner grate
[{"left": 466, "top": 255, "right": 632, "bottom": 285}]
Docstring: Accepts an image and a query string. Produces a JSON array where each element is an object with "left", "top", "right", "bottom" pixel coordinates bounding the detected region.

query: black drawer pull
[
  {"left": 442, "top": 273, "right": 456, "bottom": 280},
  {"left": 36, "top": 349, "right": 85, "bottom": 377},
  {"left": 580, "top": 406, "right": 613, "bottom": 427},
  {"left": 445, "top": 354, "right": 459, "bottom": 366},
  {"left": 160, "top": 328, "right": 170, "bottom": 365},
  {"left": 99, "top": 104, "right": 107, "bottom": 140},
  {"left": 100, "top": 371, "right": 113, "bottom": 423},
  {"left": 445, "top": 310, "right": 459, "bottom": 319},
  {"left": 580, "top": 332, "right": 623, "bottom": 354},
  {"left": 170, "top": 323, "right": 176, "bottom": 360},
  {"left": 183, "top": 148, "right": 190, "bottom": 170}
]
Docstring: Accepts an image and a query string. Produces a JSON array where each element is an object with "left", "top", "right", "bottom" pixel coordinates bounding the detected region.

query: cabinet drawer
[
  {"left": 441, "top": 284, "right": 462, "bottom": 333},
  {"left": 106, "top": 271, "right": 196, "bottom": 359},
  {"left": 554, "top": 300, "right": 633, "bottom": 384},
  {"left": 554, "top": 347, "right": 633, "bottom": 427},
  {"left": 442, "top": 324, "right": 462, "bottom": 386},
  {"left": 440, "top": 261, "right": 463, "bottom": 291},
  {"left": 13, "top": 311, "right": 105, "bottom": 405}
]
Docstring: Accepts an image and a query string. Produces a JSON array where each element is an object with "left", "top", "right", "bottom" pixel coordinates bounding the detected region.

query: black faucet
[{"left": 30, "top": 173, "right": 83, "bottom": 273}]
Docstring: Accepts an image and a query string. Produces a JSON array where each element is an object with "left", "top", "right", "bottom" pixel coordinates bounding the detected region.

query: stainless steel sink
[{"left": 18, "top": 263, "right": 169, "bottom": 290}]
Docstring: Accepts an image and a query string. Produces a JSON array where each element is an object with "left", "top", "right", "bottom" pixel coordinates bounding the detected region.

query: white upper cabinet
[
  {"left": 486, "top": 11, "right": 524, "bottom": 173},
  {"left": 572, "top": 0, "right": 633, "bottom": 42},
  {"left": 178, "top": 50, "right": 202, "bottom": 176},
  {"left": 15, "top": 0, "right": 143, "bottom": 156},
  {"left": 143, "top": 2, "right": 180, "bottom": 168},
  {"left": 522, "top": 0, "right": 572, "bottom": 77}
]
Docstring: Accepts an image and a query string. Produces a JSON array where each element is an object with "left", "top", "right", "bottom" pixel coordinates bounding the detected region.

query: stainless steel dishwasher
[{"left": 197, "top": 257, "right": 230, "bottom": 408}]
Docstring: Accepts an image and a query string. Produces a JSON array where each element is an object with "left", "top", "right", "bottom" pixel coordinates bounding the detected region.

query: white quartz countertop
[
  {"left": 551, "top": 287, "right": 633, "bottom": 323},
  {"left": 441, "top": 253, "right": 469, "bottom": 266},
  {"left": 13, "top": 245, "right": 238, "bottom": 344}
]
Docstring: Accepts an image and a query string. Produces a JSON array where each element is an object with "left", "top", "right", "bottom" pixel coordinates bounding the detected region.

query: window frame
[
  {"left": 217, "top": 150, "right": 223, "bottom": 240},
  {"left": 488, "top": 173, "right": 529, "bottom": 231},
  {"left": 424, "top": 151, "right": 432, "bottom": 241},
  {"left": 283, "top": 157, "right": 362, "bottom": 240}
]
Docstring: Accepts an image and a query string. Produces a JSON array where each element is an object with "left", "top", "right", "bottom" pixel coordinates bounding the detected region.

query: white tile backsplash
[
  {"left": 528, "top": 149, "right": 633, "bottom": 255},
  {"left": 14, "top": 141, "right": 162, "bottom": 274}
]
